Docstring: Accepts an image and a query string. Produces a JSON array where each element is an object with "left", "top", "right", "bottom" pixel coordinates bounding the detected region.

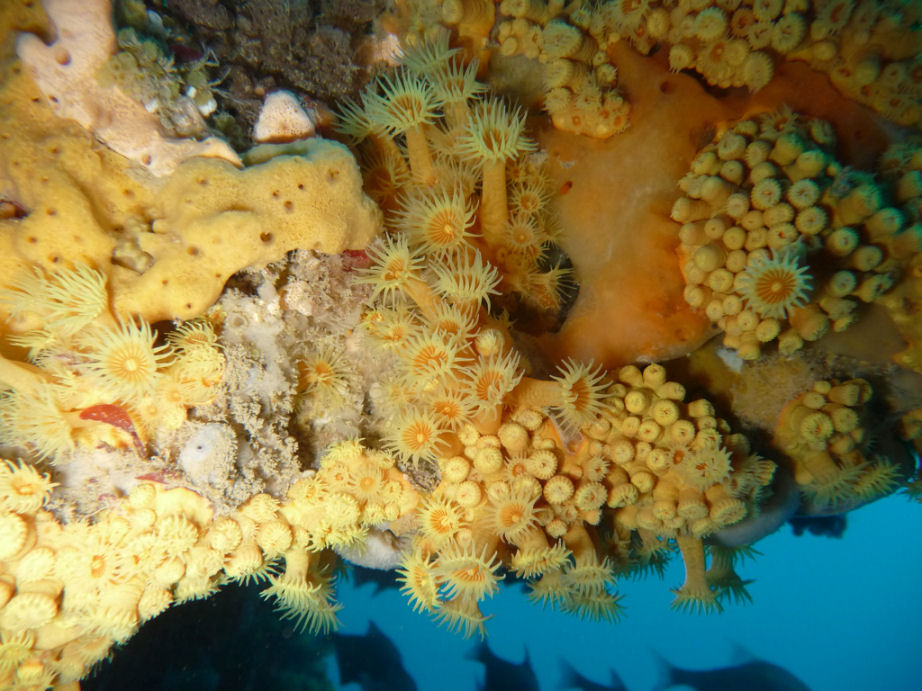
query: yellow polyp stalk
[
  {"left": 469, "top": 528, "right": 501, "bottom": 561},
  {"left": 402, "top": 275, "right": 442, "bottom": 321},
  {"left": 616, "top": 503, "right": 640, "bottom": 530},
  {"left": 508, "top": 376, "right": 561, "bottom": 411},
  {"left": 534, "top": 417, "right": 564, "bottom": 449},
  {"left": 405, "top": 124, "right": 436, "bottom": 186},
  {"left": 562, "top": 522, "right": 596, "bottom": 564},
  {"left": 474, "top": 463, "right": 505, "bottom": 487},
  {"left": 445, "top": 101, "right": 471, "bottom": 133},
  {"left": 653, "top": 478, "right": 679, "bottom": 503},
  {"left": 480, "top": 159, "right": 509, "bottom": 247},
  {"left": 70, "top": 309, "right": 120, "bottom": 336},
  {"left": 0, "top": 356, "right": 53, "bottom": 397},
  {"left": 515, "top": 525, "right": 550, "bottom": 553},
  {"left": 675, "top": 534, "right": 708, "bottom": 593},
  {"left": 799, "top": 449, "right": 840, "bottom": 484},
  {"left": 889, "top": 228, "right": 922, "bottom": 259},
  {"left": 703, "top": 482, "right": 732, "bottom": 505},
  {"left": 31, "top": 622, "right": 81, "bottom": 652},
  {"left": 453, "top": 298, "right": 486, "bottom": 319},
  {"left": 677, "top": 487, "right": 707, "bottom": 518},
  {"left": 473, "top": 403, "right": 503, "bottom": 435},
  {"left": 438, "top": 431, "right": 464, "bottom": 459},
  {"left": 282, "top": 547, "right": 310, "bottom": 582},
  {"left": 705, "top": 545, "right": 734, "bottom": 580},
  {"left": 636, "top": 528, "right": 662, "bottom": 553},
  {"left": 368, "top": 133, "right": 411, "bottom": 180},
  {"left": 560, "top": 439, "right": 590, "bottom": 478}
]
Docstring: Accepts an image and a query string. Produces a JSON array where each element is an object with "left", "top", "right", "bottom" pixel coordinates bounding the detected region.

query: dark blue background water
[
  {"left": 334, "top": 495, "right": 920, "bottom": 691},
  {"left": 86, "top": 493, "right": 920, "bottom": 690}
]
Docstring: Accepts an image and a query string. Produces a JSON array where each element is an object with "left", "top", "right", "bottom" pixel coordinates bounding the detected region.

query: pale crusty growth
[{"left": 253, "top": 90, "right": 317, "bottom": 143}]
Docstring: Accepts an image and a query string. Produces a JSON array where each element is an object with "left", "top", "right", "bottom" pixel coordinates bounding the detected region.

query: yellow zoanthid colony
[
  {"left": 0, "top": 442, "right": 421, "bottom": 687},
  {"left": 484, "top": 0, "right": 921, "bottom": 134},
  {"left": 0, "top": 265, "right": 225, "bottom": 461},
  {"left": 0, "top": 0, "right": 921, "bottom": 689},
  {"left": 309, "top": 34, "right": 781, "bottom": 631},
  {"left": 674, "top": 109, "right": 920, "bottom": 360},
  {"left": 773, "top": 377, "right": 903, "bottom": 509}
]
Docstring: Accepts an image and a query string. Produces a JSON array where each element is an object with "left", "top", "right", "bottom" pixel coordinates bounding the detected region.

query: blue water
[
  {"left": 334, "top": 495, "right": 921, "bottom": 691},
  {"left": 85, "top": 491, "right": 921, "bottom": 690}
]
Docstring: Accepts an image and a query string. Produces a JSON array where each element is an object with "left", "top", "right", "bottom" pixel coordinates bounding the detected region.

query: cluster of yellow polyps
[
  {"left": 773, "top": 378, "right": 902, "bottom": 509},
  {"left": 494, "top": 0, "right": 921, "bottom": 126},
  {"left": 496, "top": 0, "right": 631, "bottom": 138},
  {"left": 676, "top": 110, "right": 919, "bottom": 360},
  {"left": 388, "top": 355, "right": 777, "bottom": 632},
  {"left": 793, "top": 0, "right": 922, "bottom": 126},
  {"left": 661, "top": 0, "right": 921, "bottom": 114},
  {"left": 340, "top": 32, "right": 574, "bottom": 319},
  {"left": 0, "top": 435, "right": 421, "bottom": 688},
  {"left": 0, "top": 264, "right": 225, "bottom": 461},
  {"left": 281, "top": 439, "right": 420, "bottom": 552},
  {"left": 876, "top": 136, "right": 922, "bottom": 374},
  {"left": 337, "top": 38, "right": 779, "bottom": 629},
  {"left": 398, "top": 404, "right": 628, "bottom": 635},
  {"left": 0, "top": 474, "right": 222, "bottom": 688},
  {"left": 555, "top": 362, "right": 775, "bottom": 613}
]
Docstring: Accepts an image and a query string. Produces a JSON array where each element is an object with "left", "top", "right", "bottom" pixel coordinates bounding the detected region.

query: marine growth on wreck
[{"left": 0, "top": 0, "right": 920, "bottom": 688}]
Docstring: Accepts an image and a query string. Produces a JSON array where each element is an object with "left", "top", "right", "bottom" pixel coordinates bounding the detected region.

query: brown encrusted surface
[{"left": 161, "top": 0, "right": 391, "bottom": 136}]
